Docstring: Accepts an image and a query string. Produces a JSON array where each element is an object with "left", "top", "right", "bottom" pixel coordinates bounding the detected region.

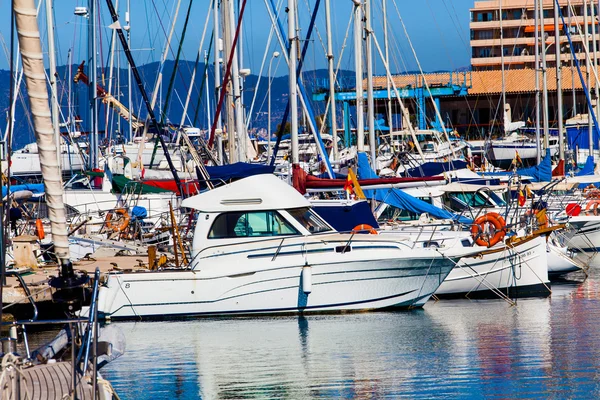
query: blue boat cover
[
  {"left": 131, "top": 206, "right": 148, "bottom": 220},
  {"left": 205, "top": 162, "right": 276, "bottom": 182},
  {"left": 577, "top": 156, "right": 595, "bottom": 176},
  {"left": 481, "top": 148, "right": 552, "bottom": 182},
  {"left": 2, "top": 183, "right": 45, "bottom": 198},
  {"left": 567, "top": 125, "right": 600, "bottom": 151},
  {"left": 404, "top": 160, "right": 468, "bottom": 177},
  {"left": 313, "top": 201, "right": 379, "bottom": 232},
  {"left": 357, "top": 153, "right": 472, "bottom": 224}
]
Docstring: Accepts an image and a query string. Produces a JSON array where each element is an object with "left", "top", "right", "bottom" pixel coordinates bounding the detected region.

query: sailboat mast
[
  {"left": 222, "top": 0, "right": 236, "bottom": 162},
  {"left": 127, "top": 0, "right": 132, "bottom": 142},
  {"left": 45, "top": 0, "right": 61, "bottom": 169},
  {"left": 324, "top": 0, "right": 338, "bottom": 161},
  {"left": 383, "top": 0, "right": 393, "bottom": 136},
  {"left": 365, "top": 0, "right": 377, "bottom": 170},
  {"left": 14, "top": 0, "right": 71, "bottom": 266},
  {"left": 214, "top": 0, "right": 223, "bottom": 163},
  {"left": 534, "top": 0, "right": 541, "bottom": 163},
  {"left": 104, "top": 0, "right": 184, "bottom": 196},
  {"left": 88, "top": 0, "right": 99, "bottom": 169},
  {"left": 540, "top": 0, "right": 550, "bottom": 149},
  {"left": 554, "top": 0, "right": 564, "bottom": 161},
  {"left": 500, "top": 0, "right": 507, "bottom": 130},
  {"left": 592, "top": 1, "right": 599, "bottom": 108},
  {"left": 226, "top": 0, "right": 246, "bottom": 162},
  {"left": 206, "top": 50, "right": 212, "bottom": 130},
  {"left": 354, "top": 1, "right": 364, "bottom": 152},
  {"left": 68, "top": 49, "right": 75, "bottom": 135},
  {"left": 585, "top": 0, "right": 593, "bottom": 157},
  {"left": 288, "top": 0, "right": 299, "bottom": 165},
  {"left": 569, "top": 4, "right": 576, "bottom": 118}
]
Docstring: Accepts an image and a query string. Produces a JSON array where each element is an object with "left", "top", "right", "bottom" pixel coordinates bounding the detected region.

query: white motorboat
[{"left": 96, "top": 174, "right": 475, "bottom": 320}]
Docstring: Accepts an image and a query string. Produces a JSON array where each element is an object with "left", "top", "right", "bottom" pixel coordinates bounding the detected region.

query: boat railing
[
  {"left": 3, "top": 270, "right": 39, "bottom": 322},
  {"left": 191, "top": 228, "right": 419, "bottom": 266},
  {"left": 1, "top": 267, "right": 103, "bottom": 398}
]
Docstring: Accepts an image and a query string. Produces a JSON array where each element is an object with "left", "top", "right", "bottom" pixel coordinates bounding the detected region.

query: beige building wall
[{"left": 471, "top": 0, "right": 598, "bottom": 70}]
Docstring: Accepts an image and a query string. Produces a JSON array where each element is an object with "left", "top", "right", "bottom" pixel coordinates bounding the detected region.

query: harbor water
[{"left": 97, "top": 266, "right": 600, "bottom": 399}]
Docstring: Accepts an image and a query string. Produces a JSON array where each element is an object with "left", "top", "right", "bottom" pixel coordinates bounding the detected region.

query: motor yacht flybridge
[{"left": 96, "top": 174, "right": 478, "bottom": 319}]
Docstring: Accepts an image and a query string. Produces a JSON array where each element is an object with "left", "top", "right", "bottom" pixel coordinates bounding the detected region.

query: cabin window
[
  {"left": 452, "top": 192, "right": 491, "bottom": 208},
  {"left": 287, "top": 207, "right": 332, "bottom": 233},
  {"left": 208, "top": 211, "right": 299, "bottom": 239}
]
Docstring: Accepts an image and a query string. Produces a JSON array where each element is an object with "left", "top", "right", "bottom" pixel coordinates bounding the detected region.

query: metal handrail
[
  {"left": 3, "top": 271, "right": 38, "bottom": 321},
  {"left": 77, "top": 268, "right": 100, "bottom": 375}
]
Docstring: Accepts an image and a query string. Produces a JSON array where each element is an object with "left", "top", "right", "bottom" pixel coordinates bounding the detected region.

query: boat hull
[
  {"left": 435, "top": 236, "right": 550, "bottom": 299},
  {"left": 485, "top": 142, "right": 539, "bottom": 169},
  {"left": 564, "top": 216, "right": 600, "bottom": 252},
  {"left": 97, "top": 256, "right": 457, "bottom": 320}
]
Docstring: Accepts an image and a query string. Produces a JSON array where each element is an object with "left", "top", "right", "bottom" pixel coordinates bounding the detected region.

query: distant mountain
[{"left": 2, "top": 61, "right": 356, "bottom": 150}]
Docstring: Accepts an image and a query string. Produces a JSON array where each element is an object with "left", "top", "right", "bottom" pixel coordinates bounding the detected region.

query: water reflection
[{"left": 100, "top": 270, "right": 600, "bottom": 399}]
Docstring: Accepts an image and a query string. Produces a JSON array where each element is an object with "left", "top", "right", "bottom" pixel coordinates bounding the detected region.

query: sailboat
[{"left": 0, "top": 0, "right": 119, "bottom": 397}]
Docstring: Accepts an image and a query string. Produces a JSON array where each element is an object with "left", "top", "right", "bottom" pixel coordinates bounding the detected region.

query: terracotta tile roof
[{"left": 366, "top": 67, "right": 600, "bottom": 97}]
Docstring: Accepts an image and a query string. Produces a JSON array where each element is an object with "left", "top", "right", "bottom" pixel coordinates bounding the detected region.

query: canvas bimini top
[{"left": 181, "top": 174, "right": 311, "bottom": 213}]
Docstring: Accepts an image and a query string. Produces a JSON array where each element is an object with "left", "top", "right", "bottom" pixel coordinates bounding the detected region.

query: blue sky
[{"left": 0, "top": 0, "right": 474, "bottom": 74}]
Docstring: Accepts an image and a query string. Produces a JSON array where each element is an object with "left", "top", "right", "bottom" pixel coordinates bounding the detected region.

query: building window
[
  {"left": 477, "top": 12, "right": 493, "bottom": 22},
  {"left": 477, "top": 30, "right": 493, "bottom": 40},
  {"left": 479, "top": 48, "right": 492, "bottom": 58}
]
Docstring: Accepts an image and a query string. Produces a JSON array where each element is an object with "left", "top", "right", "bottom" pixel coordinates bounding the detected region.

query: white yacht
[
  {"left": 96, "top": 174, "right": 475, "bottom": 320},
  {"left": 4, "top": 139, "right": 86, "bottom": 177}
]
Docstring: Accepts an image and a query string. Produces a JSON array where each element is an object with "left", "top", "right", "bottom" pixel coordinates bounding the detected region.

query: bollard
[{"left": 1, "top": 337, "right": 18, "bottom": 354}]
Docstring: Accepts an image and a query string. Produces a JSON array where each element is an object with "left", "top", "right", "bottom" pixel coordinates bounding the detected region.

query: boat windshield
[
  {"left": 208, "top": 211, "right": 299, "bottom": 239},
  {"left": 287, "top": 207, "right": 333, "bottom": 234}
]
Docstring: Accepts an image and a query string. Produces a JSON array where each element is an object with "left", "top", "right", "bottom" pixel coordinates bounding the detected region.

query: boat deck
[
  {"left": 3, "top": 254, "right": 166, "bottom": 319},
  {"left": 1, "top": 361, "right": 95, "bottom": 399}
]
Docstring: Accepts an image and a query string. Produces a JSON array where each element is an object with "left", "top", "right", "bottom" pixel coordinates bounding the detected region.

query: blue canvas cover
[
  {"left": 131, "top": 206, "right": 148, "bottom": 220},
  {"left": 205, "top": 162, "right": 276, "bottom": 182},
  {"left": 567, "top": 125, "right": 600, "bottom": 151},
  {"left": 481, "top": 148, "right": 552, "bottom": 182},
  {"left": 576, "top": 156, "right": 599, "bottom": 188},
  {"left": 357, "top": 153, "right": 472, "bottom": 224},
  {"left": 2, "top": 183, "right": 45, "bottom": 198},
  {"left": 404, "top": 160, "right": 469, "bottom": 177},
  {"left": 577, "top": 156, "right": 595, "bottom": 176},
  {"left": 312, "top": 201, "right": 379, "bottom": 232}
]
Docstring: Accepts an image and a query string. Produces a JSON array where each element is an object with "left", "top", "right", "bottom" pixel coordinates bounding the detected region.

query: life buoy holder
[
  {"left": 105, "top": 208, "right": 130, "bottom": 232},
  {"left": 586, "top": 200, "right": 600, "bottom": 216},
  {"left": 351, "top": 224, "right": 378, "bottom": 234},
  {"left": 35, "top": 218, "right": 45, "bottom": 240},
  {"left": 470, "top": 212, "right": 506, "bottom": 248}
]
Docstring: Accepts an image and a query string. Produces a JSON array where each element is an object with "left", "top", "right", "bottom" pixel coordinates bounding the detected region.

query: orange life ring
[
  {"left": 584, "top": 185, "right": 600, "bottom": 199},
  {"left": 351, "top": 224, "right": 378, "bottom": 234},
  {"left": 470, "top": 212, "right": 506, "bottom": 248},
  {"left": 35, "top": 218, "right": 45, "bottom": 240},
  {"left": 105, "top": 208, "right": 130, "bottom": 232},
  {"left": 586, "top": 200, "right": 600, "bottom": 216}
]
